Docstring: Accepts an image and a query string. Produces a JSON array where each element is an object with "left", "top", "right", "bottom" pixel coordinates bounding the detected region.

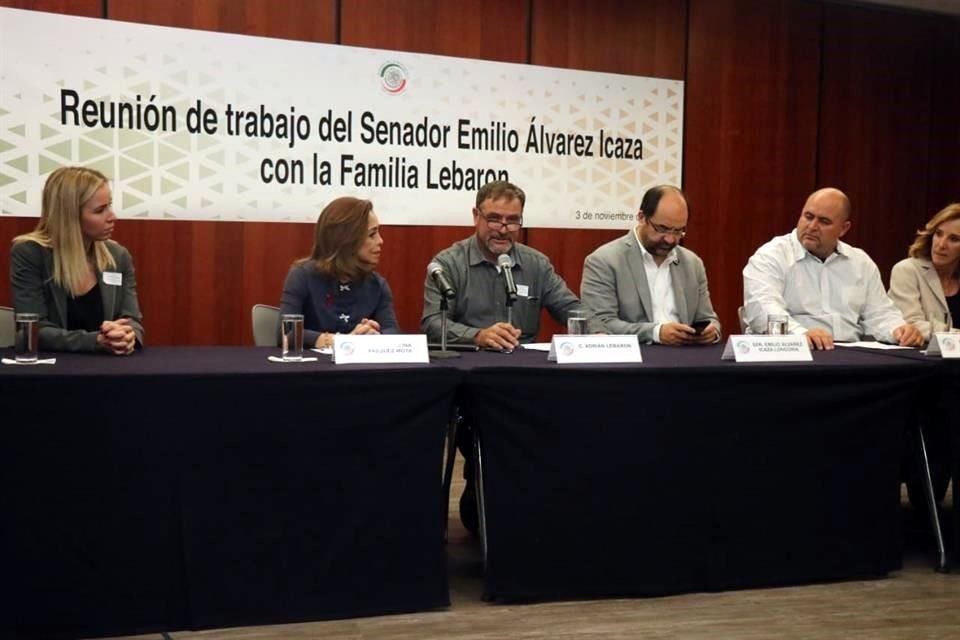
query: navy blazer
[{"left": 279, "top": 262, "right": 399, "bottom": 346}]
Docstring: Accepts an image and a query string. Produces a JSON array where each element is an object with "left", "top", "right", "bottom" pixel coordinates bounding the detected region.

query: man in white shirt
[
  {"left": 581, "top": 185, "right": 721, "bottom": 344},
  {"left": 742, "top": 187, "right": 923, "bottom": 350}
]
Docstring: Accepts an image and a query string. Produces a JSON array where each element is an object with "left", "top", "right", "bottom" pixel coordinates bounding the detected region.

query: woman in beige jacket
[
  {"left": 887, "top": 202, "right": 959, "bottom": 517},
  {"left": 888, "top": 203, "right": 960, "bottom": 341}
]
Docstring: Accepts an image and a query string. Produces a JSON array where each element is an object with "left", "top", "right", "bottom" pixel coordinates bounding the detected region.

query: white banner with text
[{"left": 0, "top": 8, "right": 683, "bottom": 228}]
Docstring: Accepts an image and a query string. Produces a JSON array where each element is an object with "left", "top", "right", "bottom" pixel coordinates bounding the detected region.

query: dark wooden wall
[{"left": 1, "top": 0, "right": 958, "bottom": 343}]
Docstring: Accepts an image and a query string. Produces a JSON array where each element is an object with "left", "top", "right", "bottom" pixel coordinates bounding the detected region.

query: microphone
[
  {"left": 427, "top": 261, "right": 456, "bottom": 299},
  {"left": 497, "top": 254, "right": 518, "bottom": 303}
]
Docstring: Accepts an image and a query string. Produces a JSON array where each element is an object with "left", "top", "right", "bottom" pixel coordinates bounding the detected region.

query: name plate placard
[
  {"left": 548, "top": 335, "right": 642, "bottom": 364},
  {"left": 721, "top": 335, "right": 812, "bottom": 362},
  {"left": 926, "top": 332, "right": 960, "bottom": 358},
  {"left": 333, "top": 334, "right": 429, "bottom": 364}
]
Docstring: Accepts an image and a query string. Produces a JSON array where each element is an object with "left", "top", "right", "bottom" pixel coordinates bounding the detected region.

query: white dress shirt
[
  {"left": 634, "top": 227, "right": 679, "bottom": 343},
  {"left": 742, "top": 230, "right": 905, "bottom": 342}
]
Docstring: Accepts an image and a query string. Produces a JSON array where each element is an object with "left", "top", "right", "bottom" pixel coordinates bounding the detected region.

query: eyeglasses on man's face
[
  {"left": 646, "top": 220, "right": 686, "bottom": 238},
  {"left": 479, "top": 212, "right": 523, "bottom": 231}
]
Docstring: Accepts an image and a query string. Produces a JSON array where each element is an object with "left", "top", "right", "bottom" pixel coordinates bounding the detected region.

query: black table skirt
[
  {"left": 0, "top": 344, "right": 950, "bottom": 634},
  {"left": 840, "top": 346, "right": 958, "bottom": 565},
  {"left": 1, "top": 347, "right": 456, "bottom": 639},
  {"left": 459, "top": 345, "right": 938, "bottom": 601},
  {"left": 946, "top": 361, "right": 960, "bottom": 564}
]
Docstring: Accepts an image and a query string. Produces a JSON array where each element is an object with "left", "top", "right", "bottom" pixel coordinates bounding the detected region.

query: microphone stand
[
  {"left": 431, "top": 295, "right": 460, "bottom": 359},
  {"left": 503, "top": 283, "right": 516, "bottom": 354}
]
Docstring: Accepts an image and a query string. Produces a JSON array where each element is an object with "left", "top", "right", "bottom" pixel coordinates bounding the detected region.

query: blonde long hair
[
  {"left": 13, "top": 166, "right": 116, "bottom": 295},
  {"left": 908, "top": 203, "right": 960, "bottom": 276}
]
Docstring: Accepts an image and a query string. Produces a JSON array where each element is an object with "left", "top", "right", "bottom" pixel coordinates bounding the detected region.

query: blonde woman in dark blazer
[
  {"left": 10, "top": 166, "right": 143, "bottom": 354},
  {"left": 888, "top": 203, "right": 960, "bottom": 340}
]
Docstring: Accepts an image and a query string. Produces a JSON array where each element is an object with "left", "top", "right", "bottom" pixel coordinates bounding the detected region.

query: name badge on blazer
[{"left": 102, "top": 271, "right": 122, "bottom": 286}]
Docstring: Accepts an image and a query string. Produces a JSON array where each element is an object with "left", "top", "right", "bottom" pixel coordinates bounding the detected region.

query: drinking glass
[
  {"left": 766, "top": 314, "right": 788, "bottom": 336},
  {"left": 567, "top": 310, "right": 587, "bottom": 335},
  {"left": 14, "top": 313, "right": 39, "bottom": 363},
  {"left": 281, "top": 314, "right": 304, "bottom": 361}
]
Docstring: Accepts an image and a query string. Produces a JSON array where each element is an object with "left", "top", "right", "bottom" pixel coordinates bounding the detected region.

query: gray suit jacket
[
  {"left": 888, "top": 257, "right": 949, "bottom": 341},
  {"left": 580, "top": 232, "right": 721, "bottom": 343},
  {"left": 10, "top": 240, "right": 145, "bottom": 352}
]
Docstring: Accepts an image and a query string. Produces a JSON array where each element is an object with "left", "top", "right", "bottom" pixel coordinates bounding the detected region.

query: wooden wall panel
[
  {"left": 684, "top": 0, "right": 821, "bottom": 334},
  {"left": 107, "top": 0, "right": 336, "bottom": 41},
  {"left": 817, "top": 4, "right": 938, "bottom": 286},
  {"left": 526, "top": 0, "right": 687, "bottom": 338},
  {"left": 530, "top": 0, "right": 686, "bottom": 79},
  {"left": 341, "top": 0, "right": 527, "bottom": 63},
  {"left": 0, "top": 0, "right": 99, "bottom": 16},
  {"left": 926, "top": 16, "right": 960, "bottom": 214},
  {"left": 340, "top": 0, "right": 529, "bottom": 335}
]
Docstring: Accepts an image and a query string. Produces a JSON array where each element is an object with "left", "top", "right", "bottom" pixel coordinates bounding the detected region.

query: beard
[
  {"left": 486, "top": 235, "right": 513, "bottom": 255},
  {"left": 654, "top": 241, "right": 676, "bottom": 254}
]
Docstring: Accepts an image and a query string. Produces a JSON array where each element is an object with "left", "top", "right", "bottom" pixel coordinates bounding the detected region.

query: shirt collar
[
  {"left": 633, "top": 226, "right": 678, "bottom": 266},
  {"left": 789, "top": 229, "right": 849, "bottom": 263},
  {"left": 469, "top": 234, "right": 523, "bottom": 268}
]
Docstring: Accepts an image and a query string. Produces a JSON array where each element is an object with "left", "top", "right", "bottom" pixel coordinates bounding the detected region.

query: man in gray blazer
[{"left": 581, "top": 185, "right": 720, "bottom": 344}]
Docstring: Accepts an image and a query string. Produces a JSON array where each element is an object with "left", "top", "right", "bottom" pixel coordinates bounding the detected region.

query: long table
[
  {"left": 456, "top": 345, "right": 940, "bottom": 601},
  {"left": 1, "top": 347, "right": 456, "bottom": 639},
  {"left": 1, "top": 343, "right": 950, "bottom": 637}
]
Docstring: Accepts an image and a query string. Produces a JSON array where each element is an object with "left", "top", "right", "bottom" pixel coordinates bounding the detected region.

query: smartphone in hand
[{"left": 691, "top": 320, "right": 711, "bottom": 335}]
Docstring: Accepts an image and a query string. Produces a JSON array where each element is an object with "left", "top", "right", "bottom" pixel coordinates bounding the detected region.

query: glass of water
[
  {"left": 567, "top": 309, "right": 587, "bottom": 335},
  {"left": 14, "top": 313, "right": 39, "bottom": 363},
  {"left": 281, "top": 314, "right": 304, "bottom": 361},
  {"left": 766, "top": 314, "right": 788, "bottom": 336}
]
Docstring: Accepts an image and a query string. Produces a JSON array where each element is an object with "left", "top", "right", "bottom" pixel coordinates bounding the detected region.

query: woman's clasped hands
[{"left": 97, "top": 318, "right": 137, "bottom": 355}]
